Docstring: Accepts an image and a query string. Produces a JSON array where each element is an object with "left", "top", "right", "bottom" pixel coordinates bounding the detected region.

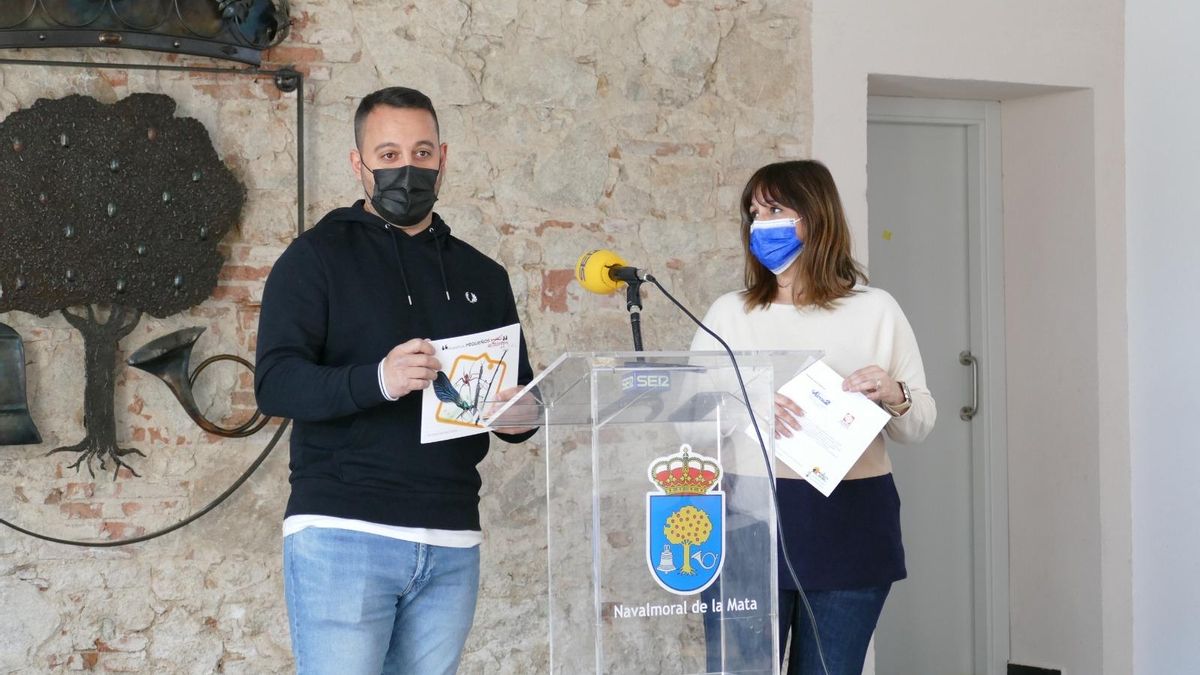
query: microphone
[
  {"left": 574, "top": 249, "right": 646, "bottom": 295},
  {"left": 575, "top": 249, "right": 652, "bottom": 351}
]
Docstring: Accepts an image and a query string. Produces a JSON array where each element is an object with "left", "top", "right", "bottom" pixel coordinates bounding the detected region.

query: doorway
[{"left": 866, "top": 96, "right": 1009, "bottom": 674}]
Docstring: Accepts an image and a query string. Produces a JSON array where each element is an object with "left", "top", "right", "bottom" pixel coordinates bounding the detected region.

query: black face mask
[{"left": 366, "top": 164, "right": 439, "bottom": 228}]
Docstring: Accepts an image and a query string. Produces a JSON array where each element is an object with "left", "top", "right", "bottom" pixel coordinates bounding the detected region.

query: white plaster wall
[
  {"left": 810, "top": 1, "right": 1129, "bottom": 673},
  {"left": 1002, "top": 90, "right": 1102, "bottom": 675},
  {"left": 1126, "top": 1, "right": 1200, "bottom": 672}
]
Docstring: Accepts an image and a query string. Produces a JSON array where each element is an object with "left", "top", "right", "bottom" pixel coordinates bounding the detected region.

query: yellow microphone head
[{"left": 575, "top": 249, "right": 627, "bottom": 295}]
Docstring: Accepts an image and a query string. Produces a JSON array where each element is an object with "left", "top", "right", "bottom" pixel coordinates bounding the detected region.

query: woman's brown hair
[{"left": 739, "top": 160, "right": 867, "bottom": 310}]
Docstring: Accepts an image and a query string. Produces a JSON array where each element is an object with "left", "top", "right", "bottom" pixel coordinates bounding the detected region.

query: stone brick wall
[{"left": 0, "top": 1, "right": 809, "bottom": 671}]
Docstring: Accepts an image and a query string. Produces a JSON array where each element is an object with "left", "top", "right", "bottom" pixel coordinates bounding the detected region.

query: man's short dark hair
[{"left": 354, "top": 87, "right": 440, "bottom": 149}]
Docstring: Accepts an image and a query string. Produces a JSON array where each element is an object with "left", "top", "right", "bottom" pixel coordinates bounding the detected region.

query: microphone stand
[
  {"left": 625, "top": 278, "right": 645, "bottom": 352},
  {"left": 595, "top": 277, "right": 655, "bottom": 423}
]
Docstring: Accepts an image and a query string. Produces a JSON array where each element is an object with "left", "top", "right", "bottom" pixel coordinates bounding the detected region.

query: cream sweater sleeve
[{"left": 882, "top": 298, "right": 937, "bottom": 445}]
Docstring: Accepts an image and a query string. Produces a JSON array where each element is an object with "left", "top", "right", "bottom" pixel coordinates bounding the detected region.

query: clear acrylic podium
[{"left": 488, "top": 350, "right": 822, "bottom": 675}]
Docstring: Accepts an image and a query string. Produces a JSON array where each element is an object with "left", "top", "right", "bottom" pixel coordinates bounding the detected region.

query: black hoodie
[{"left": 254, "top": 201, "right": 535, "bottom": 531}]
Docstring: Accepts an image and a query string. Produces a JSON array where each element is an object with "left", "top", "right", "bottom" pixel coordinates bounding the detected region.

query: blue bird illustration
[{"left": 433, "top": 371, "right": 473, "bottom": 415}]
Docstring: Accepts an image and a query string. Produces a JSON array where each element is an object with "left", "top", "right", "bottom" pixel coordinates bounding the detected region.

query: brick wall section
[{"left": 0, "top": 1, "right": 810, "bottom": 671}]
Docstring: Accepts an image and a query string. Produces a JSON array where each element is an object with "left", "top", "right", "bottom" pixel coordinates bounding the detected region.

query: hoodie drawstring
[
  {"left": 433, "top": 228, "right": 451, "bottom": 302},
  {"left": 386, "top": 222, "right": 453, "bottom": 305},
  {"left": 387, "top": 226, "right": 415, "bottom": 306}
]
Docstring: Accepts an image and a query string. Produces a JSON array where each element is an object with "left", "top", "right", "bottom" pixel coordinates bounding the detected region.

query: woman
[{"left": 690, "top": 160, "right": 935, "bottom": 674}]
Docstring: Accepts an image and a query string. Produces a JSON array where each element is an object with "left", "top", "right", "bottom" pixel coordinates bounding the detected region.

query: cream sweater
[{"left": 690, "top": 286, "right": 936, "bottom": 480}]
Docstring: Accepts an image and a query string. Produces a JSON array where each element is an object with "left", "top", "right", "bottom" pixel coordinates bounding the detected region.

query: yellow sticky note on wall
[{"left": 882, "top": 229, "right": 893, "bottom": 241}]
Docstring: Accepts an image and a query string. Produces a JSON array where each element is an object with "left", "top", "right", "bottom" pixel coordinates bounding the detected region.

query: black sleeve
[
  {"left": 491, "top": 272, "right": 538, "bottom": 445},
  {"left": 254, "top": 237, "right": 386, "bottom": 422}
]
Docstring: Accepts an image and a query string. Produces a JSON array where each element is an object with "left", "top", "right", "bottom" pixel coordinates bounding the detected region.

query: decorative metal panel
[
  {"left": 0, "top": 1, "right": 290, "bottom": 65},
  {"left": 0, "top": 93, "right": 245, "bottom": 478}
]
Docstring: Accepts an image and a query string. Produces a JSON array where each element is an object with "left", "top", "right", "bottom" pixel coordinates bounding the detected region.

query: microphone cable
[{"left": 644, "top": 273, "right": 831, "bottom": 675}]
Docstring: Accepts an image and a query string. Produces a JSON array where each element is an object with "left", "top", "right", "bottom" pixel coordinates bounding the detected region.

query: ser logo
[{"left": 621, "top": 372, "right": 672, "bottom": 392}]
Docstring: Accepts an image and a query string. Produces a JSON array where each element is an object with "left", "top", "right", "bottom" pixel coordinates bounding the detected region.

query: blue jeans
[
  {"left": 778, "top": 585, "right": 890, "bottom": 675},
  {"left": 283, "top": 527, "right": 480, "bottom": 675}
]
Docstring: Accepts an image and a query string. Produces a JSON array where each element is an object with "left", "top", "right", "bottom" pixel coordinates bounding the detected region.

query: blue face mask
[{"left": 749, "top": 218, "right": 803, "bottom": 274}]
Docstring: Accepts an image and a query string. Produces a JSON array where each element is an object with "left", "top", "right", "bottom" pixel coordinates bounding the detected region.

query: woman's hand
[
  {"left": 774, "top": 393, "right": 805, "bottom": 439},
  {"left": 843, "top": 365, "right": 903, "bottom": 406}
]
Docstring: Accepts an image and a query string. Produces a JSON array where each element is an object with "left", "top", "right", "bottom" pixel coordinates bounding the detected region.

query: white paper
[
  {"left": 758, "top": 359, "right": 891, "bottom": 496},
  {"left": 420, "top": 323, "right": 520, "bottom": 444}
]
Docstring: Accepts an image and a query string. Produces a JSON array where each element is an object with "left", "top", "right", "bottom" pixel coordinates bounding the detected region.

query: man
[{"left": 255, "top": 86, "right": 537, "bottom": 675}]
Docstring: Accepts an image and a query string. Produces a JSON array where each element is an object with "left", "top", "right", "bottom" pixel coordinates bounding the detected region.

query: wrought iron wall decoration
[
  {"left": 0, "top": 322, "right": 43, "bottom": 445},
  {"left": 128, "top": 326, "right": 271, "bottom": 438},
  {"left": 0, "top": 92, "right": 245, "bottom": 479},
  {"left": 0, "top": 1, "right": 291, "bottom": 66},
  {"left": 0, "top": 59, "right": 303, "bottom": 545}
]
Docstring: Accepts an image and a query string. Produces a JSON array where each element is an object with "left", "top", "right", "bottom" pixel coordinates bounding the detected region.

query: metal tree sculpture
[{"left": 0, "top": 94, "right": 244, "bottom": 479}]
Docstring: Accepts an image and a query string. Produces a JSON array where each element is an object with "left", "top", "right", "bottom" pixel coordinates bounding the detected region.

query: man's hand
[
  {"left": 484, "top": 386, "right": 539, "bottom": 436},
  {"left": 381, "top": 339, "right": 440, "bottom": 399}
]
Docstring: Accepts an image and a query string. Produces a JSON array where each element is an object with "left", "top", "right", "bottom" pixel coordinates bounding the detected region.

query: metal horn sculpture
[
  {"left": 127, "top": 327, "right": 269, "bottom": 438},
  {"left": 0, "top": 322, "right": 42, "bottom": 445}
]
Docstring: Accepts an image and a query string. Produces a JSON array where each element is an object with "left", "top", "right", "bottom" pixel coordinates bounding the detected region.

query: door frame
[{"left": 867, "top": 96, "right": 1010, "bottom": 674}]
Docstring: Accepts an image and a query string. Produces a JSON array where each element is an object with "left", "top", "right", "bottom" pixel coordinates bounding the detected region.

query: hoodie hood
[
  {"left": 316, "top": 200, "right": 453, "bottom": 306},
  {"left": 320, "top": 199, "right": 452, "bottom": 240}
]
